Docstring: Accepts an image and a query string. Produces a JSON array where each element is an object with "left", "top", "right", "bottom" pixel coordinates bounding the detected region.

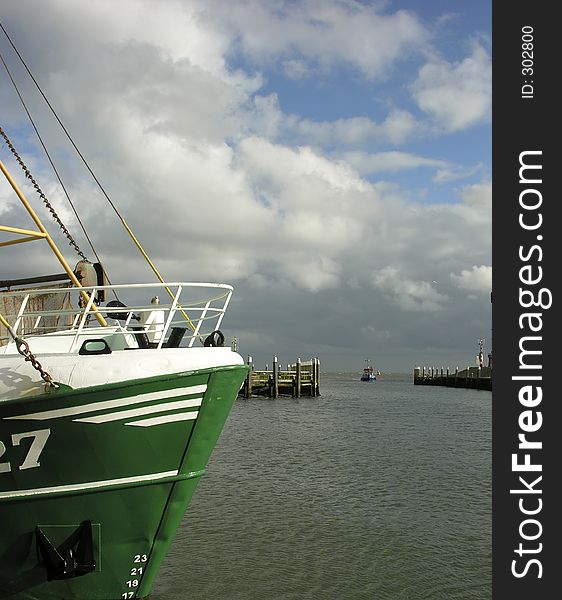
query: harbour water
[{"left": 151, "top": 372, "right": 491, "bottom": 600}]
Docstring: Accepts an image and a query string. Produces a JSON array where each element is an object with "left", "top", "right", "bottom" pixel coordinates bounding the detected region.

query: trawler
[
  {"left": 0, "top": 124, "right": 247, "bottom": 599},
  {"left": 360, "top": 359, "right": 377, "bottom": 381}
]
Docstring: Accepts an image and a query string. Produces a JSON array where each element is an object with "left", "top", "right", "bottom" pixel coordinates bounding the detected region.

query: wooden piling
[
  {"left": 295, "top": 358, "right": 302, "bottom": 398},
  {"left": 314, "top": 357, "right": 320, "bottom": 396},
  {"left": 245, "top": 354, "right": 253, "bottom": 398},
  {"left": 239, "top": 356, "right": 320, "bottom": 398},
  {"left": 272, "top": 355, "right": 279, "bottom": 398}
]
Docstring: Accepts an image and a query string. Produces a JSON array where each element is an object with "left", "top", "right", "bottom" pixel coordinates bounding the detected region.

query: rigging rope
[
  {"left": 0, "top": 20, "right": 197, "bottom": 332},
  {"left": 0, "top": 21, "right": 129, "bottom": 230},
  {"left": 0, "top": 124, "right": 88, "bottom": 260},
  {"left": 0, "top": 49, "right": 102, "bottom": 266}
]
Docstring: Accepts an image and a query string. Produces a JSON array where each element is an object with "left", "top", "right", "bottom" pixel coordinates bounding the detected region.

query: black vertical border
[{"left": 493, "top": 3, "right": 558, "bottom": 598}]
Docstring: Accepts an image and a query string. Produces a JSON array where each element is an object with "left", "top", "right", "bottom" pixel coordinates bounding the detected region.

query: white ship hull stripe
[
  {"left": 126, "top": 411, "right": 200, "bottom": 427},
  {"left": 75, "top": 398, "right": 202, "bottom": 423},
  {"left": 4, "top": 385, "right": 207, "bottom": 421},
  {"left": 0, "top": 470, "right": 179, "bottom": 499}
]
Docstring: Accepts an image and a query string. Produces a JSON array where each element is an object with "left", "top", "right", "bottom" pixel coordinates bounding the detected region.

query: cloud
[
  {"left": 412, "top": 43, "right": 491, "bottom": 131},
  {"left": 450, "top": 265, "right": 492, "bottom": 295},
  {"left": 235, "top": 136, "right": 371, "bottom": 205},
  {"left": 432, "top": 163, "right": 485, "bottom": 183},
  {"left": 282, "top": 59, "right": 310, "bottom": 79},
  {"left": 372, "top": 266, "right": 448, "bottom": 312},
  {"left": 212, "top": 0, "right": 429, "bottom": 79},
  {"left": 283, "top": 255, "right": 342, "bottom": 292},
  {"left": 449, "top": 181, "right": 492, "bottom": 228},
  {"left": 340, "top": 151, "right": 449, "bottom": 176},
  {"left": 287, "top": 109, "right": 421, "bottom": 147},
  {"left": 0, "top": 0, "right": 491, "bottom": 371}
]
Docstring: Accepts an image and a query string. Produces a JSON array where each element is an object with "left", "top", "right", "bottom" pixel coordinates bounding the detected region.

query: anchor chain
[
  {"left": 0, "top": 125, "right": 87, "bottom": 260},
  {"left": 2, "top": 315, "right": 59, "bottom": 389},
  {"left": 15, "top": 336, "right": 59, "bottom": 389}
]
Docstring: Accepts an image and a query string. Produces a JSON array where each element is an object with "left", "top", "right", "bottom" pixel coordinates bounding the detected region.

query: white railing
[{"left": 0, "top": 282, "right": 234, "bottom": 352}]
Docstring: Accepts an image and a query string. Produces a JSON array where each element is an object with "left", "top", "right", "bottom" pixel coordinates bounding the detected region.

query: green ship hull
[{"left": 0, "top": 364, "right": 247, "bottom": 600}]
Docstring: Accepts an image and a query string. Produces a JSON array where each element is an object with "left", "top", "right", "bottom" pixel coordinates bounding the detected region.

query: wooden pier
[
  {"left": 413, "top": 366, "right": 492, "bottom": 391},
  {"left": 240, "top": 355, "right": 320, "bottom": 398}
]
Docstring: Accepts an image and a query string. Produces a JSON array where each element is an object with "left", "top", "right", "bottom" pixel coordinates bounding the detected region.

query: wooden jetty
[
  {"left": 240, "top": 355, "right": 320, "bottom": 398},
  {"left": 413, "top": 365, "right": 492, "bottom": 391}
]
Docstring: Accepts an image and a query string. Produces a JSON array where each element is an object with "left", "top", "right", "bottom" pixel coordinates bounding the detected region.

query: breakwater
[{"left": 413, "top": 366, "right": 492, "bottom": 391}]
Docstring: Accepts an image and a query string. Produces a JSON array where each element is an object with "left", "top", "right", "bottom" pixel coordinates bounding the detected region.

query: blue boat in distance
[{"left": 361, "top": 359, "right": 378, "bottom": 381}]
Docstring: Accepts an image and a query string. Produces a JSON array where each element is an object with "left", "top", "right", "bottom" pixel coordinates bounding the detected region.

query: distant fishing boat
[{"left": 360, "top": 359, "right": 377, "bottom": 381}]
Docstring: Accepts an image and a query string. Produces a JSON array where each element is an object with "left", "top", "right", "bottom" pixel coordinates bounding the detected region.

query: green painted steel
[{"left": 0, "top": 363, "right": 247, "bottom": 599}]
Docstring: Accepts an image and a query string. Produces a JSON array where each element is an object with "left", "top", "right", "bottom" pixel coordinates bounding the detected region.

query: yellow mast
[{"left": 0, "top": 158, "right": 108, "bottom": 327}]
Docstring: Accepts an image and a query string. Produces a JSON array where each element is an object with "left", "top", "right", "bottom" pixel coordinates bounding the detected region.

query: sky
[{"left": 0, "top": 0, "right": 491, "bottom": 373}]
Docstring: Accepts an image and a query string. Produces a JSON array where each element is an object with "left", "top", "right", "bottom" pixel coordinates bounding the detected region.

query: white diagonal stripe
[
  {"left": 74, "top": 398, "right": 202, "bottom": 423},
  {"left": 126, "top": 411, "right": 200, "bottom": 427},
  {"left": 4, "top": 385, "right": 207, "bottom": 421},
  {"left": 0, "top": 470, "right": 179, "bottom": 499}
]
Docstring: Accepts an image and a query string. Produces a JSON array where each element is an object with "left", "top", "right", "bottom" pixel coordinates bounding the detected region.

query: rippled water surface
[{"left": 151, "top": 373, "right": 491, "bottom": 599}]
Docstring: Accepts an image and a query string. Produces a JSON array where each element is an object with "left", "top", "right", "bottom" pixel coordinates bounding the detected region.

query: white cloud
[
  {"left": 283, "top": 255, "right": 342, "bottom": 292},
  {"left": 341, "top": 151, "right": 449, "bottom": 176},
  {"left": 338, "top": 151, "right": 484, "bottom": 184},
  {"left": 380, "top": 109, "right": 422, "bottom": 145},
  {"left": 236, "top": 137, "right": 371, "bottom": 201},
  {"left": 287, "top": 109, "right": 421, "bottom": 147},
  {"left": 432, "top": 163, "right": 485, "bottom": 184},
  {"left": 450, "top": 265, "right": 492, "bottom": 295},
  {"left": 211, "top": 0, "right": 429, "bottom": 79},
  {"left": 412, "top": 43, "right": 491, "bottom": 131},
  {"left": 372, "top": 266, "right": 448, "bottom": 312},
  {"left": 0, "top": 0, "right": 491, "bottom": 370},
  {"left": 449, "top": 181, "right": 492, "bottom": 228},
  {"left": 282, "top": 59, "right": 310, "bottom": 80}
]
